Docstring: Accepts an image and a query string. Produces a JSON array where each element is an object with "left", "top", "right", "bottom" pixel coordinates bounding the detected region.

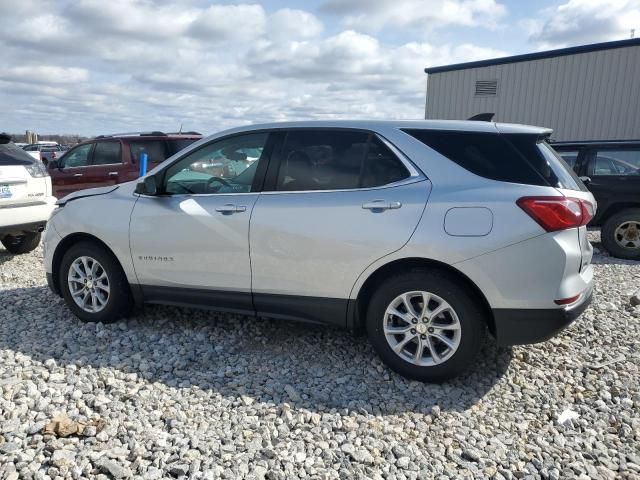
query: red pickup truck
[{"left": 47, "top": 132, "right": 202, "bottom": 198}]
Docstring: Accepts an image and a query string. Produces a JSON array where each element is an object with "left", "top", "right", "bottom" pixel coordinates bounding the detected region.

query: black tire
[
  {"left": 366, "top": 270, "right": 487, "bottom": 382},
  {"left": 59, "top": 241, "right": 132, "bottom": 323},
  {"left": 601, "top": 209, "right": 640, "bottom": 260},
  {"left": 1, "top": 232, "right": 41, "bottom": 254}
]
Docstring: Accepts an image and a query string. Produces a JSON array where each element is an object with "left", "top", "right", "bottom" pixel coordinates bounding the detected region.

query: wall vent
[{"left": 475, "top": 80, "right": 498, "bottom": 96}]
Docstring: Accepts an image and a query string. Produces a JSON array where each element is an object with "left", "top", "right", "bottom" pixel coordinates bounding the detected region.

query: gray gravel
[{"left": 0, "top": 233, "right": 639, "bottom": 479}]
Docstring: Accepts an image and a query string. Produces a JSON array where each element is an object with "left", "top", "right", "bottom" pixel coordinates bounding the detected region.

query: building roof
[{"left": 424, "top": 38, "right": 640, "bottom": 74}]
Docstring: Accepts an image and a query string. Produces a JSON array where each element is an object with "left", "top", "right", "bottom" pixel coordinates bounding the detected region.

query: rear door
[
  {"left": 88, "top": 140, "right": 126, "bottom": 187},
  {"left": 249, "top": 129, "right": 430, "bottom": 326}
]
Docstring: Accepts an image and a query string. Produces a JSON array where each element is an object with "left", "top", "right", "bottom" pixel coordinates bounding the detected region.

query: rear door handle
[
  {"left": 73, "top": 173, "right": 83, "bottom": 177},
  {"left": 108, "top": 172, "right": 118, "bottom": 177},
  {"left": 215, "top": 204, "right": 247, "bottom": 214},
  {"left": 362, "top": 200, "right": 402, "bottom": 211}
]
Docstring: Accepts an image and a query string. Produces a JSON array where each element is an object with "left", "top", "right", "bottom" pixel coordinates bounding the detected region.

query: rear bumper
[
  {"left": 0, "top": 197, "right": 56, "bottom": 232},
  {"left": 492, "top": 285, "right": 593, "bottom": 346}
]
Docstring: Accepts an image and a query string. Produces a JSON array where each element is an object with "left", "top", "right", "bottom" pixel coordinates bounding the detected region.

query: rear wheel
[
  {"left": 601, "top": 209, "right": 640, "bottom": 260},
  {"left": 366, "top": 271, "right": 487, "bottom": 382},
  {"left": 59, "top": 241, "right": 132, "bottom": 323},
  {"left": 1, "top": 232, "right": 41, "bottom": 254}
]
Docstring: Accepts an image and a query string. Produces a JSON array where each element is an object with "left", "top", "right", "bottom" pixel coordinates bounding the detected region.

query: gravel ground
[{"left": 0, "top": 233, "right": 639, "bottom": 480}]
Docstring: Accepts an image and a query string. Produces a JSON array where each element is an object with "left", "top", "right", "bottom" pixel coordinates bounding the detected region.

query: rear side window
[
  {"left": 276, "top": 130, "right": 409, "bottom": 191},
  {"left": 93, "top": 142, "right": 121, "bottom": 165},
  {"left": 130, "top": 141, "right": 167, "bottom": 164},
  {"left": 591, "top": 149, "right": 640, "bottom": 176},
  {"left": 404, "top": 129, "right": 584, "bottom": 190},
  {"left": 169, "top": 138, "right": 200, "bottom": 154},
  {"left": 556, "top": 150, "right": 579, "bottom": 169}
]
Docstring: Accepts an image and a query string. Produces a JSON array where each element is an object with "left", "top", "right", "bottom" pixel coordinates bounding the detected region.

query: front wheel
[
  {"left": 59, "top": 241, "right": 132, "bottom": 323},
  {"left": 601, "top": 209, "right": 640, "bottom": 260},
  {"left": 366, "top": 271, "right": 487, "bottom": 382},
  {"left": 1, "top": 232, "right": 41, "bottom": 254}
]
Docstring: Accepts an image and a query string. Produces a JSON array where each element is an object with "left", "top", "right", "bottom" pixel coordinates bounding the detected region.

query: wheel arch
[
  {"left": 595, "top": 202, "right": 640, "bottom": 227},
  {"left": 349, "top": 257, "right": 495, "bottom": 336},
  {"left": 51, "top": 232, "right": 135, "bottom": 301}
]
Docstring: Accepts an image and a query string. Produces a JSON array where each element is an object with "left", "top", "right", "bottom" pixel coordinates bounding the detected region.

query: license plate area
[{"left": 0, "top": 184, "right": 12, "bottom": 199}]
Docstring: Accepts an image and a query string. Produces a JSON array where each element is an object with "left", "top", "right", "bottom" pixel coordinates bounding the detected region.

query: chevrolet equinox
[{"left": 43, "top": 121, "right": 595, "bottom": 381}]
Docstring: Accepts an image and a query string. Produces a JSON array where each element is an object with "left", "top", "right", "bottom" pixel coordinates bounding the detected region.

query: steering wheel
[{"left": 207, "top": 176, "right": 231, "bottom": 187}]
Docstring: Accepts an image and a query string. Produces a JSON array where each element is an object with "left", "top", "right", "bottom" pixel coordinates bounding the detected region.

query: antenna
[
  {"left": 632, "top": 29, "right": 636, "bottom": 39},
  {"left": 178, "top": 123, "right": 183, "bottom": 134}
]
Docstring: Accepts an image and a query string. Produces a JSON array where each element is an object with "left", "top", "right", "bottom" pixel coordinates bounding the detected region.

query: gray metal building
[{"left": 424, "top": 38, "right": 640, "bottom": 141}]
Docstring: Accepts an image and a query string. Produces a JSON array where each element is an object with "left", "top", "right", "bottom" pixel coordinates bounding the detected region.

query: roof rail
[
  {"left": 468, "top": 113, "right": 495, "bottom": 122},
  {"left": 166, "top": 131, "right": 202, "bottom": 136},
  {"left": 94, "top": 131, "right": 169, "bottom": 139}
]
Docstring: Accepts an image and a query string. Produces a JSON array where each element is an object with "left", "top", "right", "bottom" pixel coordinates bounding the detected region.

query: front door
[
  {"left": 129, "top": 132, "right": 272, "bottom": 313},
  {"left": 249, "top": 129, "right": 430, "bottom": 326},
  {"left": 50, "top": 143, "right": 95, "bottom": 198}
]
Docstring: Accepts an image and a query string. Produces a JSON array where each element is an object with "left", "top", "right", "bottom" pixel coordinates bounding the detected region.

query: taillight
[{"left": 517, "top": 196, "right": 594, "bottom": 232}]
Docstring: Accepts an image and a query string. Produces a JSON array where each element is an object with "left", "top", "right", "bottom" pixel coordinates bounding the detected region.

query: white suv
[
  {"left": 43, "top": 121, "right": 595, "bottom": 381},
  {"left": 0, "top": 134, "right": 56, "bottom": 254}
]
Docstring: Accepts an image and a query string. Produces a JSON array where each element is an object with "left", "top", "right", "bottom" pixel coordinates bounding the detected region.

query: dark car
[
  {"left": 553, "top": 140, "right": 640, "bottom": 259},
  {"left": 48, "top": 132, "right": 202, "bottom": 198}
]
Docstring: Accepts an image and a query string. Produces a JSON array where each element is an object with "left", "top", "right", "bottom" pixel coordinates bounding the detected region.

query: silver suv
[{"left": 43, "top": 121, "right": 595, "bottom": 381}]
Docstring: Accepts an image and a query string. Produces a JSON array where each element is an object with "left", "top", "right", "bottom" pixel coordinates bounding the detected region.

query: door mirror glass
[{"left": 137, "top": 175, "right": 158, "bottom": 195}]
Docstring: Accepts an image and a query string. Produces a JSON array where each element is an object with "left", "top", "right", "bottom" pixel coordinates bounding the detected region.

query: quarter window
[
  {"left": 164, "top": 133, "right": 269, "bottom": 194},
  {"left": 592, "top": 149, "right": 640, "bottom": 176},
  {"left": 276, "top": 130, "right": 409, "bottom": 191},
  {"left": 93, "top": 142, "right": 121, "bottom": 165},
  {"left": 63, "top": 144, "right": 93, "bottom": 167}
]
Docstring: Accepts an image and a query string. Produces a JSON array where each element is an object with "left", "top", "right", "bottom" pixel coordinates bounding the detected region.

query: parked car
[
  {"left": 0, "top": 134, "right": 56, "bottom": 253},
  {"left": 23, "top": 143, "right": 66, "bottom": 163},
  {"left": 43, "top": 121, "right": 595, "bottom": 381},
  {"left": 47, "top": 132, "right": 202, "bottom": 198},
  {"left": 553, "top": 140, "right": 640, "bottom": 260}
]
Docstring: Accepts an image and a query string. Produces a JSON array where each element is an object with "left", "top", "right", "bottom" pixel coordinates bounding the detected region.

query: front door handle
[
  {"left": 73, "top": 173, "right": 83, "bottom": 177},
  {"left": 215, "top": 204, "right": 247, "bottom": 214},
  {"left": 108, "top": 172, "right": 118, "bottom": 177},
  {"left": 362, "top": 200, "right": 402, "bottom": 211}
]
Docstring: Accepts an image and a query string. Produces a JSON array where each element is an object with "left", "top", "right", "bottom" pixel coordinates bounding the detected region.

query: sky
[{"left": 1, "top": 0, "right": 638, "bottom": 136}]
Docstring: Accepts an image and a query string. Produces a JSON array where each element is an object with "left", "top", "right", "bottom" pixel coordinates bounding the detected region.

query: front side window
[
  {"left": 92, "top": 141, "right": 121, "bottom": 165},
  {"left": 164, "top": 133, "right": 269, "bottom": 195},
  {"left": 276, "top": 130, "right": 409, "bottom": 191},
  {"left": 63, "top": 143, "right": 93, "bottom": 167},
  {"left": 592, "top": 149, "right": 640, "bottom": 176}
]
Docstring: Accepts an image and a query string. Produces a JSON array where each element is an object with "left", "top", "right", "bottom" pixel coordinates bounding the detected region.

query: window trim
[{"left": 264, "top": 128, "right": 424, "bottom": 194}]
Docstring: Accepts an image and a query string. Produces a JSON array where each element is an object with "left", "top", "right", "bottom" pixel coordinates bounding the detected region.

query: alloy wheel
[
  {"left": 614, "top": 221, "right": 640, "bottom": 249},
  {"left": 383, "top": 291, "right": 461, "bottom": 366},
  {"left": 67, "top": 256, "right": 110, "bottom": 313}
]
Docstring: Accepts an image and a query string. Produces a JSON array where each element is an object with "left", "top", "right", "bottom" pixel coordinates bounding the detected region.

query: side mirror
[
  {"left": 579, "top": 176, "right": 591, "bottom": 185},
  {"left": 48, "top": 160, "right": 59, "bottom": 170},
  {"left": 135, "top": 174, "right": 158, "bottom": 195}
]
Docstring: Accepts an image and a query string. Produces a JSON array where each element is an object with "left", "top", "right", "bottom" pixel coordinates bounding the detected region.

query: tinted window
[
  {"left": 169, "top": 138, "right": 200, "bottom": 154},
  {"left": 592, "top": 149, "right": 640, "bottom": 176},
  {"left": 130, "top": 141, "right": 167, "bottom": 164},
  {"left": 361, "top": 137, "right": 410, "bottom": 188},
  {"left": 63, "top": 144, "right": 93, "bottom": 167},
  {"left": 275, "top": 130, "right": 408, "bottom": 191},
  {"left": 404, "top": 129, "right": 584, "bottom": 190},
  {"left": 165, "top": 133, "right": 268, "bottom": 195},
  {"left": 0, "top": 143, "right": 36, "bottom": 166},
  {"left": 93, "top": 142, "right": 121, "bottom": 165}
]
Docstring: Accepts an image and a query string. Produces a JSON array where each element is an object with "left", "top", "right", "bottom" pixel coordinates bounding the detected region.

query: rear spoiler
[{"left": 467, "top": 113, "right": 495, "bottom": 122}]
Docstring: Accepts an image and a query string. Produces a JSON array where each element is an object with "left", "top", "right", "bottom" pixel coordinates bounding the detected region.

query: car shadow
[{"left": 0, "top": 286, "right": 513, "bottom": 414}]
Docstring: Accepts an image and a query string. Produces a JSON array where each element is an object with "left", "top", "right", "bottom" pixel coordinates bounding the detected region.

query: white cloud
[
  {"left": 320, "top": 0, "right": 508, "bottom": 32},
  {"left": 528, "top": 0, "right": 640, "bottom": 48},
  {"left": 0, "top": 0, "right": 511, "bottom": 135}
]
